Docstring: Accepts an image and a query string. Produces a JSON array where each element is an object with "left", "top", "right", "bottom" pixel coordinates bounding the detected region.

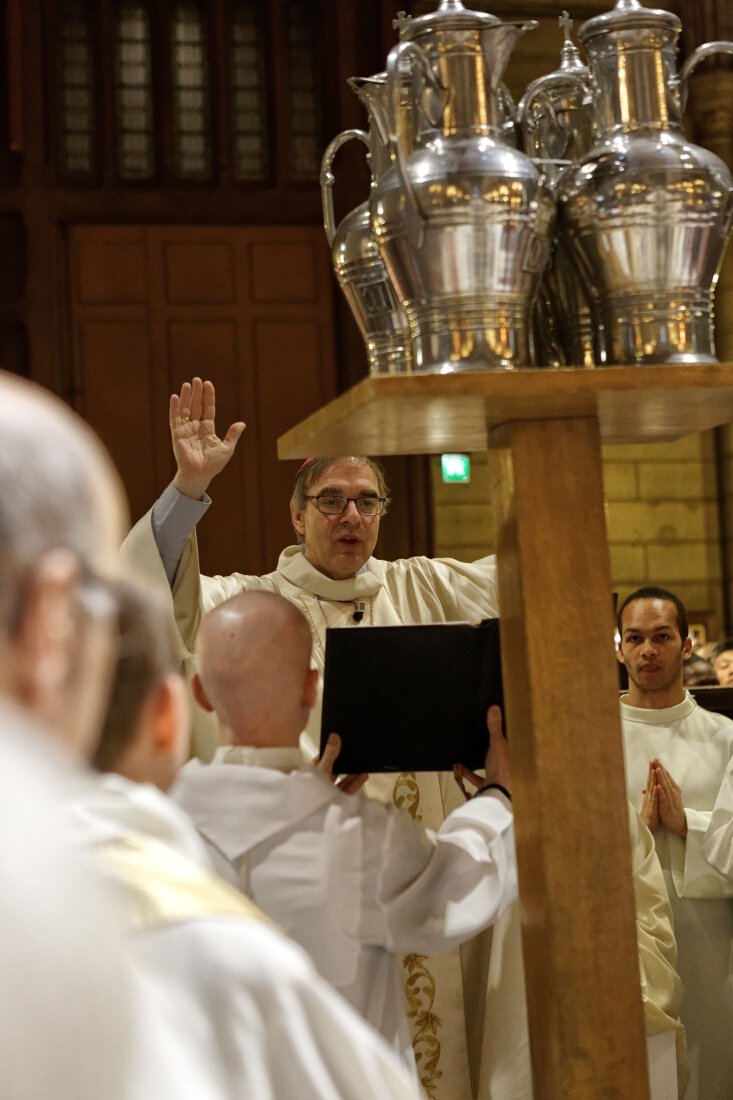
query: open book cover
[{"left": 320, "top": 618, "right": 503, "bottom": 773}]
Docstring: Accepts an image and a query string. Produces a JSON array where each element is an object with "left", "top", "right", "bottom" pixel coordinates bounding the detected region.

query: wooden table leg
[{"left": 491, "top": 416, "right": 649, "bottom": 1100}]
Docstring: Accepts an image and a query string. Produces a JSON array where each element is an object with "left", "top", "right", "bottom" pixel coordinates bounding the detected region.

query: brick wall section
[
  {"left": 603, "top": 434, "right": 724, "bottom": 634},
  {"left": 429, "top": 433, "right": 726, "bottom": 638}
]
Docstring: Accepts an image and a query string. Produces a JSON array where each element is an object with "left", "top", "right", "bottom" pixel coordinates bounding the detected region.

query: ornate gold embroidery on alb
[
  {"left": 392, "top": 771, "right": 422, "bottom": 822},
  {"left": 393, "top": 775, "right": 442, "bottom": 1096},
  {"left": 403, "top": 954, "right": 442, "bottom": 1098}
]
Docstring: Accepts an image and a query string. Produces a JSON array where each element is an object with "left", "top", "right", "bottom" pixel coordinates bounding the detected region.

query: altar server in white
[
  {"left": 617, "top": 585, "right": 733, "bottom": 1100},
  {"left": 123, "top": 375, "right": 502, "bottom": 1099},
  {"left": 71, "top": 579, "right": 422, "bottom": 1100},
  {"left": 173, "top": 588, "right": 517, "bottom": 1080}
]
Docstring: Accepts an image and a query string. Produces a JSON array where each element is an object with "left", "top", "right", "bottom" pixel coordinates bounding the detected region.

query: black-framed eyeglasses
[{"left": 304, "top": 493, "right": 387, "bottom": 517}]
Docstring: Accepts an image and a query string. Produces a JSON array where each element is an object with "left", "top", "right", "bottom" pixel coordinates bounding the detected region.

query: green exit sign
[{"left": 441, "top": 453, "right": 471, "bottom": 484}]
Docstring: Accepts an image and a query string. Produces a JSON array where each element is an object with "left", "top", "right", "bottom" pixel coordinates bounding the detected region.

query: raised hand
[{"left": 170, "top": 377, "right": 246, "bottom": 499}]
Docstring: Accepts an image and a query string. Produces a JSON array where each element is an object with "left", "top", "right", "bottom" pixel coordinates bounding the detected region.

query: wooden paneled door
[{"left": 68, "top": 223, "right": 339, "bottom": 576}]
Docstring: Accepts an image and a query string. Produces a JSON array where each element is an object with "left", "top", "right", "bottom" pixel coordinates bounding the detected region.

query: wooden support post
[{"left": 491, "top": 416, "right": 649, "bottom": 1100}]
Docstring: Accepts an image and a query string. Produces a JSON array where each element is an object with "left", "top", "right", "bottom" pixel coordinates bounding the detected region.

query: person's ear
[
  {"left": 682, "top": 636, "right": 694, "bottom": 660},
  {"left": 151, "top": 674, "right": 190, "bottom": 763},
  {"left": 303, "top": 666, "right": 319, "bottom": 711},
  {"left": 290, "top": 498, "right": 306, "bottom": 538},
  {"left": 13, "top": 549, "right": 79, "bottom": 719},
  {"left": 616, "top": 644, "right": 625, "bottom": 666},
  {"left": 191, "top": 671, "right": 214, "bottom": 713}
]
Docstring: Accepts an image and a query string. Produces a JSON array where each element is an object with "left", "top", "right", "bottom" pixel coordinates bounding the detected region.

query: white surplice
[
  {"left": 124, "top": 504, "right": 500, "bottom": 1099},
  {"left": 173, "top": 746, "right": 517, "bottom": 1079},
  {"left": 69, "top": 773, "right": 422, "bottom": 1100},
  {"left": 704, "top": 753, "right": 733, "bottom": 878},
  {"left": 621, "top": 692, "right": 733, "bottom": 1100},
  {"left": 0, "top": 703, "right": 134, "bottom": 1100}
]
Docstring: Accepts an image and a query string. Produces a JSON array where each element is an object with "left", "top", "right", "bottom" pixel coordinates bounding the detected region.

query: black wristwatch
[{"left": 475, "top": 782, "right": 512, "bottom": 801}]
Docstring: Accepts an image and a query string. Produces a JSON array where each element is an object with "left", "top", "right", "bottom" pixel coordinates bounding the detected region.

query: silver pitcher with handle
[
  {"left": 320, "top": 73, "right": 413, "bottom": 375},
  {"left": 556, "top": 0, "right": 733, "bottom": 366},
  {"left": 370, "top": 0, "right": 555, "bottom": 373},
  {"left": 517, "top": 13, "right": 600, "bottom": 367}
]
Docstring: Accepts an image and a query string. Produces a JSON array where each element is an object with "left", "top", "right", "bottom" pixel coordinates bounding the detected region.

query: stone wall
[{"left": 430, "top": 433, "right": 727, "bottom": 643}]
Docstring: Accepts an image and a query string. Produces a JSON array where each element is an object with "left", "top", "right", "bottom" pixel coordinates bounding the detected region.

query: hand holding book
[{"left": 454, "top": 705, "right": 511, "bottom": 801}]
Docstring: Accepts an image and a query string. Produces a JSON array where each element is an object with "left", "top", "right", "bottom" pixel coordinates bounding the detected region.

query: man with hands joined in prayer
[{"left": 617, "top": 586, "right": 733, "bottom": 1100}]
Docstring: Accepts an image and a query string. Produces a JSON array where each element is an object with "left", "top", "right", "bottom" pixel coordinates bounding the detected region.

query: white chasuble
[
  {"left": 70, "top": 775, "right": 421, "bottom": 1100},
  {"left": 621, "top": 693, "right": 733, "bottom": 1100}
]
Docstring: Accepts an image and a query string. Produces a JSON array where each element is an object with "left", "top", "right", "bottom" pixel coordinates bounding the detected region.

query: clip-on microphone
[{"left": 353, "top": 601, "right": 366, "bottom": 623}]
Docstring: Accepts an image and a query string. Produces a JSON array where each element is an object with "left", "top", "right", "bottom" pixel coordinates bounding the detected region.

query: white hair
[{"left": 0, "top": 373, "right": 126, "bottom": 633}]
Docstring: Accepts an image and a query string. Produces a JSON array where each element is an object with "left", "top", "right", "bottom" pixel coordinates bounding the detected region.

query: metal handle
[
  {"left": 319, "top": 129, "right": 371, "bottom": 246},
  {"left": 516, "top": 71, "right": 591, "bottom": 159},
  {"left": 679, "top": 41, "right": 733, "bottom": 112},
  {"left": 386, "top": 39, "right": 446, "bottom": 250}
]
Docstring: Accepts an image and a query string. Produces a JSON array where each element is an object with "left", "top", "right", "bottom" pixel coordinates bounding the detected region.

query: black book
[{"left": 320, "top": 618, "right": 503, "bottom": 774}]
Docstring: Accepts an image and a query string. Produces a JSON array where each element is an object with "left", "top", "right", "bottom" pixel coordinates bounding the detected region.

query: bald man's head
[{"left": 194, "top": 592, "right": 316, "bottom": 746}]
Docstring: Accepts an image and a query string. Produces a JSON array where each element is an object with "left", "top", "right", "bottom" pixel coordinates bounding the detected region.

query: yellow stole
[{"left": 94, "top": 833, "right": 275, "bottom": 934}]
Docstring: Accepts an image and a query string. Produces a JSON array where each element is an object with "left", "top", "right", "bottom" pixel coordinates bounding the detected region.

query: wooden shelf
[{"left": 277, "top": 362, "right": 733, "bottom": 457}]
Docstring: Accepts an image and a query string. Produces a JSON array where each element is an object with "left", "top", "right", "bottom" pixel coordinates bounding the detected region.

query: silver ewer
[
  {"left": 556, "top": 0, "right": 733, "bottom": 366},
  {"left": 370, "top": 0, "right": 555, "bottom": 373},
  {"left": 320, "top": 76, "right": 413, "bottom": 375}
]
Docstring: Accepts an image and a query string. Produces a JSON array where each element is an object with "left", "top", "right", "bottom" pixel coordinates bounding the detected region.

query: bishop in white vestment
[{"left": 122, "top": 377, "right": 503, "bottom": 1100}]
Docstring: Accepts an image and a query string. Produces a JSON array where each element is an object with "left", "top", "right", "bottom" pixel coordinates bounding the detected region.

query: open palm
[{"left": 170, "top": 377, "right": 246, "bottom": 499}]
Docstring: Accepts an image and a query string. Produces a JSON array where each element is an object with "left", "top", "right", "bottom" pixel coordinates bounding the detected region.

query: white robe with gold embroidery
[{"left": 69, "top": 774, "right": 422, "bottom": 1100}]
